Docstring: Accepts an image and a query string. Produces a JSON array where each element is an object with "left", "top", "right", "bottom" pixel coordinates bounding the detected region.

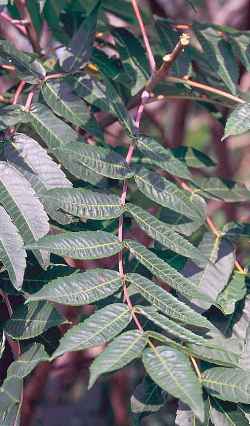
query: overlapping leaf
[
  {"left": 136, "top": 136, "right": 192, "bottom": 181},
  {"left": 183, "top": 233, "right": 235, "bottom": 312},
  {"left": 126, "top": 203, "right": 205, "bottom": 263},
  {"left": 143, "top": 346, "right": 204, "bottom": 421},
  {"left": 61, "top": 1, "right": 100, "bottom": 72},
  {"left": 125, "top": 241, "right": 213, "bottom": 304},
  {"left": 0, "top": 161, "right": 49, "bottom": 268},
  {"left": 27, "top": 269, "right": 122, "bottom": 305},
  {"left": 131, "top": 376, "right": 165, "bottom": 423},
  {"left": 134, "top": 167, "right": 206, "bottom": 223},
  {"left": 43, "top": 187, "right": 123, "bottom": 220},
  {"left": 53, "top": 142, "right": 135, "bottom": 180},
  {"left": 126, "top": 273, "right": 212, "bottom": 328},
  {"left": 0, "top": 40, "right": 46, "bottom": 83},
  {"left": 193, "top": 23, "right": 239, "bottom": 95},
  {"left": 4, "top": 301, "right": 66, "bottom": 340},
  {"left": 217, "top": 272, "right": 247, "bottom": 315},
  {"left": 26, "top": 230, "right": 122, "bottom": 259},
  {"left": 41, "top": 80, "right": 102, "bottom": 137},
  {"left": 53, "top": 303, "right": 131, "bottom": 358},
  {"left": 191, "top": 176, "right": 250, "bottom": 202},
  {"left": 89, "top": 330, "right": 147, "bottom": 388},
  {"left": 28, "top": 103, "right": 79, "bottom": 149}
]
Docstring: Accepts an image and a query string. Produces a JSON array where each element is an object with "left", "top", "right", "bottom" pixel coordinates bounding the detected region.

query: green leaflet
[
  {"left": 202, "top": 367, "right": 250, "bottom": 404},
  {"left": 125, "top": 241, "right": 213, "bottom": 304},
  {"left": 43, "top": 187, "right": 123, "bottom": 220},
  {"left": 137, "top": 306, "right": 207, "bottom": 345},
  {"left": 27, "top": 269, "right": 122, "bottom": 305},
  {"left": 0, "top": 207, "right": 26, "bottom": 290},
  {"left": 193, "top": 23, "right": 239, "bottom": 95},
  {"left": 89, "top": 330, "right": 147, "bottom": 388},
  {"left": 53, "top": 303, "right": 131, "bottom": 358},
  {"left": 6, "top": 343, "right": 49, "bottom": 379},
  {"left": 143, "top": 346, "right": 204, "bottom": 421},
  {"left": 223, "top": 103, "right": 250, "bottom": 140},
  {"left": 209, "top": 397, "right": 250, "bottom": 426},
  {"left": 68, "top": 73, "right": 134, "bottom": 136},
  {"left": 61, "top": 1, "right": 101, "bottom": 73},
  {"left": 126, "top": 203, "right": 205, "bottom": 264},
  {"left": 136, "top": 136, "right": 192, "bottom": 181},
  {"left": 216, "top": 272, "right": 247, "bottom": 315},
  {"left": 4, "top": 301, "right": 66, "bottom": 340},
  {"left": 187, "top": 341, "right": 240, "bottom": 368},
  {"left": 41, "top": 80, "right": 102, "bottom": 138},
  {"left": 0, "top": 161, "right": 49, "bottom": 269},
  {"left": 28, "top": 103, "right": 80, "bottom": 149},
  {"left": 134, "top": 167, "right": 206, "bottom": 223},
  {"left": 112, "top": 27, "right": 149, "bottom": 95},
  {"left": 170, "top": 146, "right": 216, "bottom": 169},
  {"left": 0, "top": 105, "right": 28, "bottom": 131},
  {"left": 130, "top": 376, "right": 165, "bottom": 422},
  {"left": 0, "top": 40, "right": 46, "bottom": 83},
  {"left": 190, "top": 176, "right": 250, "bottom": 202},
  {"left": 26, "top": 230, "right": 122, "bottom": 260},
  {"left": 4, "top": 132, "right": 73, "bottom": 225},
  {"left": 126, "top": 273, "right": 211, "bottom": 328},
  {"left": 52, "top": 142, "right": 135, "bottom": 180},
  {"left": 183, "top": 233, "right": 235, "bottom": 312}
]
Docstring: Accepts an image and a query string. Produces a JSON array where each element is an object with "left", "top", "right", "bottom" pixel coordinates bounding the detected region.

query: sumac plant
[{"left": 1, "top": 0, "right": 250, "bottom": 425}]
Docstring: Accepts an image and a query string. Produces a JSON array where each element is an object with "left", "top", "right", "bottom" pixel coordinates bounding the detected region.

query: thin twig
[
  {"left": 130, "top": 0, "right": 156, "bottom": 74},
  {"left": 165, "top": 76, "right": 245, "bottom": 105},
  {"left": 15, "top": 0, "right": 40, "bottom": 53},
  {"left": 190, "top": 356, "right": 202, "bottom": 379},
  {"left": 12, "top": 80, "right": 26, "bottom": 105}
]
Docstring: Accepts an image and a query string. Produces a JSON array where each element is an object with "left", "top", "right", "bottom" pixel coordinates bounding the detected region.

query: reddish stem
[
  {"left": 12, "top": 80, "right": 26, "bottom": 105},
  {"left": 130, "top": 0, "right": 156, "bottom": 74}
]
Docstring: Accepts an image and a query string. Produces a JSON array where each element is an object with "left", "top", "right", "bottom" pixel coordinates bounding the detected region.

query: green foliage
[{"left": 1, "top": 2, "right": 250, "bottom": 425}]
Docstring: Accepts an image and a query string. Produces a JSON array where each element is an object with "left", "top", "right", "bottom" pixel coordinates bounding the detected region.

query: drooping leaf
[
  {"left": 183, "top": 233, "right": 235, "bottom": 312},
  {"left": 41, "top": 80, "right": 102, "bottom": 137},
  {"left": 0, "top": 40, "right": 46, "bottom": 83},
  {"left": 27, "top": 269, "right": 122, "bottom": 305},
  {"left": 193, "top": 23, "right": 239, "bottom": 95},
  {"left": 112, "top": 27, "right": 149, "bottom": 95},
  {"left": 0, "top": 206, "right": 26, "bottom": 290},
  {"left": 26, "top": 230, "right": 122, "bottom": 260},
  {"left": 0, "top": 161, "right": 49, "bottom": 268},
  {"left": 61, "top": 1, "right": 101, "bottom": 73},
  {"left": 143, "top": 345, "right": 204, "bottom": 421},
  {"left": 125, "top": 241, "right": 213, "bottom": 304},
  {"left": 43, "top": 187, "right": 123, "bottom": 220},
  {"left": 89, "top": 330, "right": 147, "bottom": 388},
  {"left": 126, "top": 203, "right": 205, "bottom": 264},
  {"left": 229, "top": 31, "right": 250, "bottom": 72},
  {"left": 202, "top": 367, "right": 250, "bottom": 404},
  {"left": 53, "top": 303, "right": 131, "bottom": 358},
  {"left": 53, "top": 142, "right": 135, "bottom": 180},
  {"left": 134, "top": 167, "right": 206, "bottom": 223},
  {"left": 126, "top": 273, "right": 212, "bottom": 329},
  {"left": 137, "top": 306, "right": 207, "bottom": 345},
  {"left": 190, "top": 176, "right": 250, "bottom": 202},
  {"left": 4, "top": 301, "right": 66, "bottom": 340},
  {"left": 217, "top": 272, "right": 247, "bottom": 315},
  {"left": 28, "top": 103, "right": 79, "bottom": 149},
  {"left": 0, "top": 377, "right": 22, "bottom": 411},
  {"left": 223, "top": 103, "right": 250, "bottom": 140},
  {"left": 136, "top": 136, "right": 192, "bottom": 181},
  {"left": 188, "top": 340, "right": 240, "bottom": 368},
  {"left": 130, "top": 375, "right": 165, "bottom": 423}
]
